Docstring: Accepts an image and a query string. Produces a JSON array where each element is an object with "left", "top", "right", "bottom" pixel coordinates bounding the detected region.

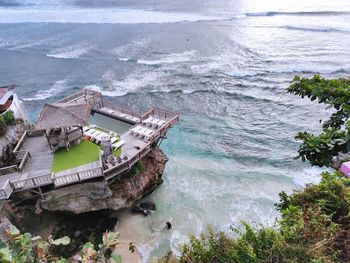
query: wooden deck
[
  {"left": 0, "top": 89, "right": 179, "bottom": 199},
  {"left": 22, "top": 136, "right": 53, "bottom": 177}
]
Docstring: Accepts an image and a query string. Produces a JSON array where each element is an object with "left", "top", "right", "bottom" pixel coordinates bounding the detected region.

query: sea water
[{"left": 0, "top": 0, "right": 350, "bottom": 261}]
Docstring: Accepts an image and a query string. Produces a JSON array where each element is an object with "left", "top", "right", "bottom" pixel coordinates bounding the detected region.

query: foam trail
[
  {"left": 47, "top": 44, "right": 92, "bottom": 59},
  {"left": 23, "top": 79, "right": 68, "bottom": 101},
  {"left": 0, "top": 8, "right": 222, "bottom": 24},
  {"left": 136, "top": 50, "right": 198, "bottom": 65}
]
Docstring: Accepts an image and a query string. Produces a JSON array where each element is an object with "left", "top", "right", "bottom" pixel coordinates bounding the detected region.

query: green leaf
[
  {"left": 9, "top": 226, "right": 20, "bottom": 236},
  {"left": 0, "top": 246, "right": 12, "bottom": 262}
]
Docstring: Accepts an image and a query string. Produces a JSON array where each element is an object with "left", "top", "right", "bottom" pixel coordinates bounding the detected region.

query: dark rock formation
[
  {"left": 39, "top": 147, "right": 168, "bottom": 214},
  {"left": 132, "top": 200, "right": 156, "bottom": 216}
]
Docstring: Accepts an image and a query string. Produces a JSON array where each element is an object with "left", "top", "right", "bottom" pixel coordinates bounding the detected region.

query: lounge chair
[
  {"left": 130, "top": 126, "right": 143, "bottom": 135},
  {"left": 112, "top": 140, "right": 126, "bottom": 150},
  {"left": 84, "top": 129, "right": 99, "bottom": 137},
  {"left": 110, "top": 137, "right": 119, "bottom": 144},
  {"left": 138, "top": 127, "right": 153, "bottom": 138},
  {"left": 93, "top": 132, "right": 109, "bottom": 143},
  {"left": 83, "top": 126, "right": 91, "bottom": 132}
]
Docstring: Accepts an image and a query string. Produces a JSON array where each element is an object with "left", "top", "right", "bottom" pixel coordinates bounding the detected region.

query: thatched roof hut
[{"left": 35, "top": 102, "right": 91, "bottom": 130}]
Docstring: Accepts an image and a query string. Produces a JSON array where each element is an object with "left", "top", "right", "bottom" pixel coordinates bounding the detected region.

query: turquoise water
[{"left": 0, "top": 0, "right": 349, "bottom": 261}]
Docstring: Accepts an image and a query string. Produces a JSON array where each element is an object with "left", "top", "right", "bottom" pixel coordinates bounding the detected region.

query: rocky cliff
[{"left": 39, "top": 147, "right": 168, "bottom": 214}]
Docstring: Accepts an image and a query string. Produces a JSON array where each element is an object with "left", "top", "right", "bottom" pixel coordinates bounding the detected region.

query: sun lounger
[
  {"left": 83, "top": 126, "right": 91, "bottom": 132},
  {"left": 93, "top": 132, "right": 110, "bottom": 143},
  {"left": 142, "top": 117, "right": 155, "bottom": 127},
  {"left": 112, "top": 140, "right": 126, "bottom": 150},
  {"left": 84, "top": 129, "right": 98, "bottom": 137},
  {"left": 110, "top": 137, "right": 119, "bottom": 144},
  {"left": 130, "top": 126, "right": 143, "bottom": 135}
]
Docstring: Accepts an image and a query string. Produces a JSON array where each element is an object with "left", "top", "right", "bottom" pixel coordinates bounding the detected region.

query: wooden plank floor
[{"left": 21, "top": 136, "right": 53, "bottom": 178}]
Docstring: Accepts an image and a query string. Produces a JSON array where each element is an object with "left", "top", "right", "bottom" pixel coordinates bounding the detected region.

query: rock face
[{"left": 40, "top": 147, "right": 168, "bottom": 214}]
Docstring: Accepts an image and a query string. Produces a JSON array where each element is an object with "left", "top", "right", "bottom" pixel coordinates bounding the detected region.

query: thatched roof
[{"left": 35, "top": 102, "right": 91, "bottom": 130}]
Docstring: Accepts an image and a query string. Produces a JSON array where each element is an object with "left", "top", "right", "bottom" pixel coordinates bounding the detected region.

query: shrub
[
  {"left": 0, "top": 226, "right": 122, "bottom": 263},
  {"left": 3, "top": 110, "right": 15, "bottom": 126},
  {"left": 160, "top": 171, "right": 350, "bottom": 263}
]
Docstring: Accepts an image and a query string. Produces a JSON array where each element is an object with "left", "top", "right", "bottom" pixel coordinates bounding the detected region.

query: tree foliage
[
  {"left": 0, "top": 227, "right": 122, "bottom": 263},
  {"left": 287, "top": 75, "right": 350, "bottom": 167}
]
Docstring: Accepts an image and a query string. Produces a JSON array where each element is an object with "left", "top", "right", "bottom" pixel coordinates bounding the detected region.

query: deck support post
[
  {"left": 44, "top": 130, "right": 52, "bottom": 150},
  {"left": 38, "top": 187, "right": 44, "bottom": 199}
]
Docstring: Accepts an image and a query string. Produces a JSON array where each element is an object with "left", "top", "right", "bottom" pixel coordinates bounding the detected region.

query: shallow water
[{"left": 1, "top": 0, "right": 350, "bottom": 261}]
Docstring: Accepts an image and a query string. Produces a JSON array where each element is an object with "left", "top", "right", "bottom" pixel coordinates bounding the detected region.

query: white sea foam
[
  {"left": 137, "top": 50, "right": 198, "bottom": 65},
  {"left": 23, "top": 79, "right": 68, "bottom": 101},
  {"left": 47, "top": 44, "right": 92, "bottom": 59},
  {"left": 292, "top": 166, "right": 323, "bottom": 187},
  {"left": 85, "top": 68, "right": 168, "bottom": 96},
  {"left": 0, "top": 8, "right": 222, "bottom": 24}
]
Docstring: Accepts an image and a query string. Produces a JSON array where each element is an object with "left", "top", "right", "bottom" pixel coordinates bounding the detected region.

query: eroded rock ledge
[{"left": 39, "top": 147, "right": 168, "bottom": 214}]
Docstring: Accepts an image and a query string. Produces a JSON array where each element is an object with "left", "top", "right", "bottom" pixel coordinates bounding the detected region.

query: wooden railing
[
  {"left": 0, "top": 165, "right": 18, "bottom": 176},
  {"left": 0, "top": 180, "right": 13, "bottom": 199},
  {"left": 53, "top": 167, "right": 103, "bottom": 187},
  {"left": 140, "top": 108, "right": 179, "bottom": 121},
  {"left": 103, "top": 144, "right": 152, "bottom": 179},
  {"left": 13, "top": 130, "right": 28, "bottom": 152},
  {"left": 56, "top": 89, "right": 102, "bottom": 108},
  {"left": 102, "top": 103, "right": 142, "bottom": 118},
  {"left": 11, "top": 173, "right": 53, "bottom": 191},
  {"left": 146, "top": 115, "right": 179, "bottom": 143},
  {"left": 17, "top": 150, "right": 30, "bottom": 172},
  {"left": 28, "top": 129, "right": 46, "bottom": 137},
  {"left": 66, "top": 127, "right": 82, "bottom": 142}
]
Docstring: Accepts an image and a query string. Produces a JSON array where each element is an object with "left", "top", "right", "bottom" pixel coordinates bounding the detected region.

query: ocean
[{"left": 1, "top": 0, "right": 350, "bottom": 261}]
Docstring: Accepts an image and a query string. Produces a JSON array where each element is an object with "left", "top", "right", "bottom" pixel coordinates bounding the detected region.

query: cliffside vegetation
[
  {"left": 160, "top": 75, "right": 350, "bottom": 263},
  {"left": 0, "top": 225, "right": 122, "bottom": 263},
  {"left": 0, "top": 110, "right": 15, "bottom": 136},
  {"left": 287, "top": 75, "right": 350, "bottom": 168}
]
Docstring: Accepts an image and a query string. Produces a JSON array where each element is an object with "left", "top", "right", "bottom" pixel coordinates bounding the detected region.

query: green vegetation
[
  {"left": 128, "top": 161, "right": 145, "bottom": 177},
  {"left": 52, "top": 140, "right": 100, "bottom": 173},
  {"left": 0, "top": 225, "right": 122, "bottom": 262},
  {"left": 161, "top": 171, "right": 350, "bottom": 263},
  {"left": 287, "top": 75, "right": 350, "bottom": 168},
  {"left": 0, "top": 110, "right": 15, "bottom": 136},
  {"left": 160, "top": 75, "right": 350, "bottom": 263}
]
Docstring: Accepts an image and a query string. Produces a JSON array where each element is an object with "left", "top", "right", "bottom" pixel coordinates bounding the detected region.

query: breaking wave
[
  {"left": 0, "top": 8, "right": 222, "bottom": 24},
  {"left": 47, "top": 44, "right": 92, "bottom": 59},
  {"left": 245, "top": 11, "right": 350, "bottom": 17},
  {"left": 136, "top": 50, "right": 198, "bottom": 65},
  {"left": 23, "top": 79, "right": 69, "bottom": 101}
]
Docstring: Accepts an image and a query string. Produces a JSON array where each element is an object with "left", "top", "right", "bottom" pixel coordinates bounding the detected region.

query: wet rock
[{"left": 132, "top": 201, "right": 156, "bottom": 216}]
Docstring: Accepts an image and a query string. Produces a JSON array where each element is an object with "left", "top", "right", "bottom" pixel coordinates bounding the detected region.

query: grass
[
  {"left": 52, "top": 139, "right": 123, "bottom": 173},
  {"left": 52, "top": 140, "right": 100, "bottom": 173}
]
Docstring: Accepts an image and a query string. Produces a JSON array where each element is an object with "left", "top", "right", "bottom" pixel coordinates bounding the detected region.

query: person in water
[
  {"left": 165, "top": 221, "right": 172, "bottom": 230},
  {"left": 129, "top": 242, "right": 136, "bottom": 253}
]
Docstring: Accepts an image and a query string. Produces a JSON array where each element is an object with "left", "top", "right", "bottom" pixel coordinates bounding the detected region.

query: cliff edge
[{"left": 39, "top": 147, "right": 168, "bottom": 214}]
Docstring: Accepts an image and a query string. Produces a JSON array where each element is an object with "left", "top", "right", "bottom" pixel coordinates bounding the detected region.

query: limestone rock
[{"left": 39, "top": 147, "right": 167, "bottom": 214}]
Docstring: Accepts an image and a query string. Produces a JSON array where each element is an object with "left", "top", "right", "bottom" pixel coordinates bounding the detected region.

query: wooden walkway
[
  {"left": 0, "top": 89, "right": 179, "bottom": 200},
  {"left": 22, "top": 136, "right": 53, "bottom": 178}
]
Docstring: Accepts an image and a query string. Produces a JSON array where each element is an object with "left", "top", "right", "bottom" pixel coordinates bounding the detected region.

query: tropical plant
[
  {"left": 0, "top": 225, "right": 122, "bottom": 263},
  {"left": 3, "top": 110, "right": 15, "bottom": 126},
  {"left": 287, "top": 75, "right": 350, "bottom": 167}
]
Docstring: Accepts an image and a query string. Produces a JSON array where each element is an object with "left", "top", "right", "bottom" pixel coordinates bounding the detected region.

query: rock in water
[
  {"left": 132, "top": 200, "right": 156, "bottom": 216},
  {"left": 39, "top": 148, "right": 167, "bottom": 214}
]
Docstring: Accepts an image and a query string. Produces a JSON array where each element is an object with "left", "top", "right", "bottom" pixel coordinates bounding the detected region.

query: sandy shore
[{"left": 115, "top": 209, "right": 170, "bottom": 263}]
